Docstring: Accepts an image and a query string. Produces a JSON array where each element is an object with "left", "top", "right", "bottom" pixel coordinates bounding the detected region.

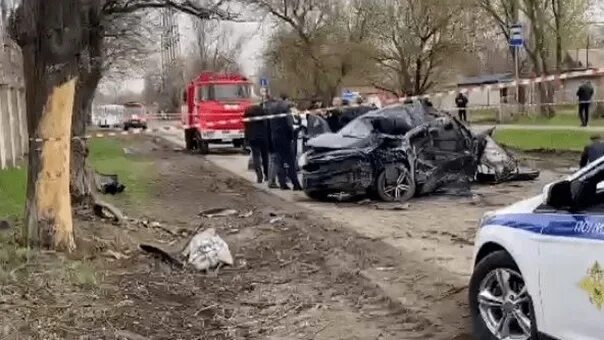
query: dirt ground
[
  {"left": 154, "top": 123, "right": 580, "bottom": 339},
  {"left": 1, "top": 136, "right": 492, "bottom": 340}
]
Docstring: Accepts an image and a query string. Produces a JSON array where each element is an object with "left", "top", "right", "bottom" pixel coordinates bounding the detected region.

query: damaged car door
[{"left": 413, "top": 118, "right": 476, "bottom": 195}]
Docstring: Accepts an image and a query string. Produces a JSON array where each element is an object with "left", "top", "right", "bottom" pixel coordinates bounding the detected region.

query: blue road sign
[
  {"left": 510, "top": 24, "right": 523, "bottom": 47},
  {"left": 260, "top": 77, "right": 269, "bottom": 88}
]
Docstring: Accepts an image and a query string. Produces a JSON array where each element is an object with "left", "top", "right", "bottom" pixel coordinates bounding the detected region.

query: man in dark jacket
[
  {"left": 580, "top": 134, "right": 604, "bottom": 168},
  {"left": 577, "top": 81, "right": 595, "bottom": 127},
  {"left": 244, "top": 104, "right": 270, "bottom": 183},
  {"left": 266, "top": 99, "right": 303, "bottom": 190},
  {"left": 455, "top": 92, "right": 469, "bottom": 122}
]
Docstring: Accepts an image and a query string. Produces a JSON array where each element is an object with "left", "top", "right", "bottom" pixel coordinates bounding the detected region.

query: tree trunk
[
  {"left": 70, "top": 69, "right": 102, "bottom": 206},
  {"left": 18, "top": 0, "right": 87, "bottom": 251}
]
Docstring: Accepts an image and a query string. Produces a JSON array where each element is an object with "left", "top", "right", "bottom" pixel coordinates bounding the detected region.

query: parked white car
[{"left": 470, "top": 156, "right": 604, "bottom": 340}]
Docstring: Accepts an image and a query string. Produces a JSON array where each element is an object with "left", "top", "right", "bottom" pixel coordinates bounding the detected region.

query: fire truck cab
[{"left": 182, "top": 72, "right": 253, "bottom": 154}]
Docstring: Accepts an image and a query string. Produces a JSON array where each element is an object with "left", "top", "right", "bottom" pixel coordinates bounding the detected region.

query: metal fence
[{"left": 0, "top": 36, "right": 26, "bottom": 170}]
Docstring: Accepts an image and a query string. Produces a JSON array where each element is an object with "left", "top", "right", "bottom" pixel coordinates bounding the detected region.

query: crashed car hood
[{"left": 306, "top": 133, "right": 371, "bottom": 150}]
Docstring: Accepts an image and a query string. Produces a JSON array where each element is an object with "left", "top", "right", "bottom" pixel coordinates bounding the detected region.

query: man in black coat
[
  {"left": 266, "top": 99, "right": 303, "bottom": 190},
  {"left": 455, "top": 92, "right": 468, "bottom": 122},
  {"left": 577, "top": 81, "right": 595, "bottom": 127},
  {"left": 244, "top": 104, "right": 270, "bottom": 183},
  {"left": 580, "top": 134, "right": 604, "bottom": 168}
]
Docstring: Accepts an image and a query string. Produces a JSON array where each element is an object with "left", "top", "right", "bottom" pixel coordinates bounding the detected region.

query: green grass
[
  {"left": 88, "top": 139, "right": 155, "bottom": 205},
  {"left": 469, "top": 107, "right": 604, "bottom": 126},
  {"left": 494, "top": 129, "right": 591, "bottom": 152},
  {"left": 0, "top": 138, "right": 155, "bottom": 220},
  {"left": 0, "top": 166, "right": 27, "bottom": 219}
]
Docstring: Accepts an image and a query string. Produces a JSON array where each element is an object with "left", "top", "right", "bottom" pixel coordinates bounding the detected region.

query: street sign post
[{"left": 509, "top": 24, "right": 523, "bottom": 106}]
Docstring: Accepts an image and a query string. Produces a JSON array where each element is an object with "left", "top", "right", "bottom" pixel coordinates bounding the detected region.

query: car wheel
[
  {"left": 304, "top": 190, "right": 331, "bottom": 201},
  {"left": 123, "top": 124, "right": 129, "bottom": 131},
  {"left": 469, "top": 250, "right": 537, "bottom": 340},
  {"left": 375, "top": 166, "right": 415, "bottom": 202}
]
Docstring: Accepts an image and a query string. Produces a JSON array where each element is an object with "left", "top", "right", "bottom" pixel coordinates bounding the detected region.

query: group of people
[{"left": 244, "top": 95, "right": 302, "bottom": 191}]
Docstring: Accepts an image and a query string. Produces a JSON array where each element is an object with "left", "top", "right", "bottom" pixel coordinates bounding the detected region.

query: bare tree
[
  {"left": 369, "top": 0, "right": 467, "bottom": 95},
  {"left": 257, "top": 0, "right": 377, "bottom": 101},
  {"left": 70, "top": 0, "right": 239, "bottom": 211},
  {"left": 11, "top": 0, "right": 241, "bottom": 251},
  {"left": 188, "top": 20, "right": 244, "bottom": 75}
]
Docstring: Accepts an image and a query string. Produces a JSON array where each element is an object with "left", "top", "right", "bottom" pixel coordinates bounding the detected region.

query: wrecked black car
[{"left": 299, "top": 101, "right": 539, "bottom": 201}]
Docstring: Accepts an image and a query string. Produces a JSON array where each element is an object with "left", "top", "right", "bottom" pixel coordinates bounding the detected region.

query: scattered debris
[
  {"left": 122, "top": 147, "right": 135, "bottom": 155},
  {"left": 139, "top": 244, "right": 184, "bottom": 268},
  {"left": 104, "top": 250, "right": 130, "bottom": 260},
  {"left": 0, "top": 219, "right": 11, "bottom": 231},
  {"left": 199, "top": 208, "right": 238, "bottom": 218},
  {"left": 376, "top": 266, "right": 396, "bottom": 272},
  {"left": 270, "top": 216, "right": 284, "bottom": 224},
  {"left": 374, "top": 203, "right": 410, "bottom": 211},
  {"left": 94, "top": 173, "right": 126, "bottom": 195},
  {"left": 238, "top": 210, "right": 254, "bottom": 218},
  {"left": 182, "top": 228, "right": 233, "bottom": 271},
  {"left": 357, "top": 198, "right": 373, "bottom": 205},
  {"left": 115, "top": 330, "right": 149, "bottom": 340},
  {"left": 150, "top": 221, "right": 162, "bottom": 229},
  {"left": 93, "top": 200, "right": 125, "bottom": 224}
]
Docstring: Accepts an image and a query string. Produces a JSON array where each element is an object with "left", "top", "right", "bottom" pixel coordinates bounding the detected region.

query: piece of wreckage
[{"left": 298, "top": 101, "right": 539, "bottom": 202}]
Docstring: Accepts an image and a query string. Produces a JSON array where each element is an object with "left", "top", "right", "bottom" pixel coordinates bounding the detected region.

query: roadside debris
[
  {"left": 139, "top": 244, "right": 184, "bottom": 268},
  {"left": 115, "top": 330, "right": 149, "bottom": 340},
  {"left": 270, "top": 216, "right": 284, "bottom": 224},
  {"left": 94, "top": 172, "right": 126, "bottom": 195},
  {"left": 238, "top": 210, "right": 254, "bottom": 218},
  {"left": 93, "top": 200, "right": 125, "bottom": 224},
  {"left": 0, "top": 219, "right": 11, "bottom": 231},
  {"left": 374, "top": 203, "right": 410, "bottom": 211},
  {"left": 182, "top": 228, "right": 234, "bottom": 271},
  {"left": 104, "top": 249, "right": 130, "bottom": 260},
  {"left": 199, "top": 207, "right": 238, "bottom": 218}
]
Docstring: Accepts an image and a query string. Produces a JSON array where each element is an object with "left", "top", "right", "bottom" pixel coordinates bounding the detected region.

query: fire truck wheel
[
  {"left": 197, "top": 140, "right": 210, "bottom": 154},
  {"left": 184, "top": 129, "right": 195, "bottom": 150}
]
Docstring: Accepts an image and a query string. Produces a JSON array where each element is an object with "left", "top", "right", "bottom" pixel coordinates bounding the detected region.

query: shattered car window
[{"left": 339, "top": 117, "right": 373, "bottom": 138}]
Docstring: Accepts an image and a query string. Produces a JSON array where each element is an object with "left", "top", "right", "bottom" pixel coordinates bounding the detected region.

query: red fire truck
[{"left": 182, "top": 72, "right": 253, "bottom": 154}]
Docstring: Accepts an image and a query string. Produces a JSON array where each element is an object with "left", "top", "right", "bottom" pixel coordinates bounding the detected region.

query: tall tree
[
  {"left": 13, "top": 0, "right": 91, "bottom": 250},
  {"left": 370, "top": 0, "right": 467, "bottom": 95},
  {"left": 70, "top": 0, "right": 239, "bottom": 208},
  {"left": 12, "top": 0, "right": 240, "bottom": 251}
]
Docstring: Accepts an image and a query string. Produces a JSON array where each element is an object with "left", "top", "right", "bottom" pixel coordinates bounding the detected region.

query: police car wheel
[
  {"left": 469, "top": 250, "right": 537, "bottom": 340},
  {"left": 376, "top": 166, "right": 415, "bottom": 202}
]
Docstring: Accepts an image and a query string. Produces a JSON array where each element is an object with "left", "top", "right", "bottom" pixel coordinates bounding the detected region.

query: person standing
[
  {"left": 580, "top": 134, "right": 604, "bottom": 168},
  {"left": 577, "top": 81, "right": 595, "bottom": 127},
  {"left": 266, "top": 98, "right": 303, "bottom": 191},
  {"left": 244, "top": 104, "right": 270, "bottom": 183},
  {"left": 455, "top": 92, "right": 469, "bottom": 122}
]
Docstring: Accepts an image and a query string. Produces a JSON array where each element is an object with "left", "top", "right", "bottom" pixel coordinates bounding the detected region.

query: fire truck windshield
[{"left": 197, "top": 84, "right": 251, "bottom": 102}]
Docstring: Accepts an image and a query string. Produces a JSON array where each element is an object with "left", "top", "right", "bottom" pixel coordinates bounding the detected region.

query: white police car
[{"left": 470, "top": 156, "right": 604, "bottom": 340}]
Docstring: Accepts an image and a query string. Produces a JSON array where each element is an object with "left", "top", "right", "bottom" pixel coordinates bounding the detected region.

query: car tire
[
  {"left": 123, "top": 124, "right": 129, "bottom": 131},
  {"left": 304, "top": 190, "right": 331, "bottom": 201},
  {"left": 375, "top": 166, "right": 415, "bottom": 202},
  {"left": 469, "top": 250, "right": 538, "bottom": 340}
]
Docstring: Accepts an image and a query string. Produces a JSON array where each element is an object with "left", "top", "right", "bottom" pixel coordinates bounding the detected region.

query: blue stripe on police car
[{"left": 483, "top": 213, "right": 604, "bottom": 241}]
